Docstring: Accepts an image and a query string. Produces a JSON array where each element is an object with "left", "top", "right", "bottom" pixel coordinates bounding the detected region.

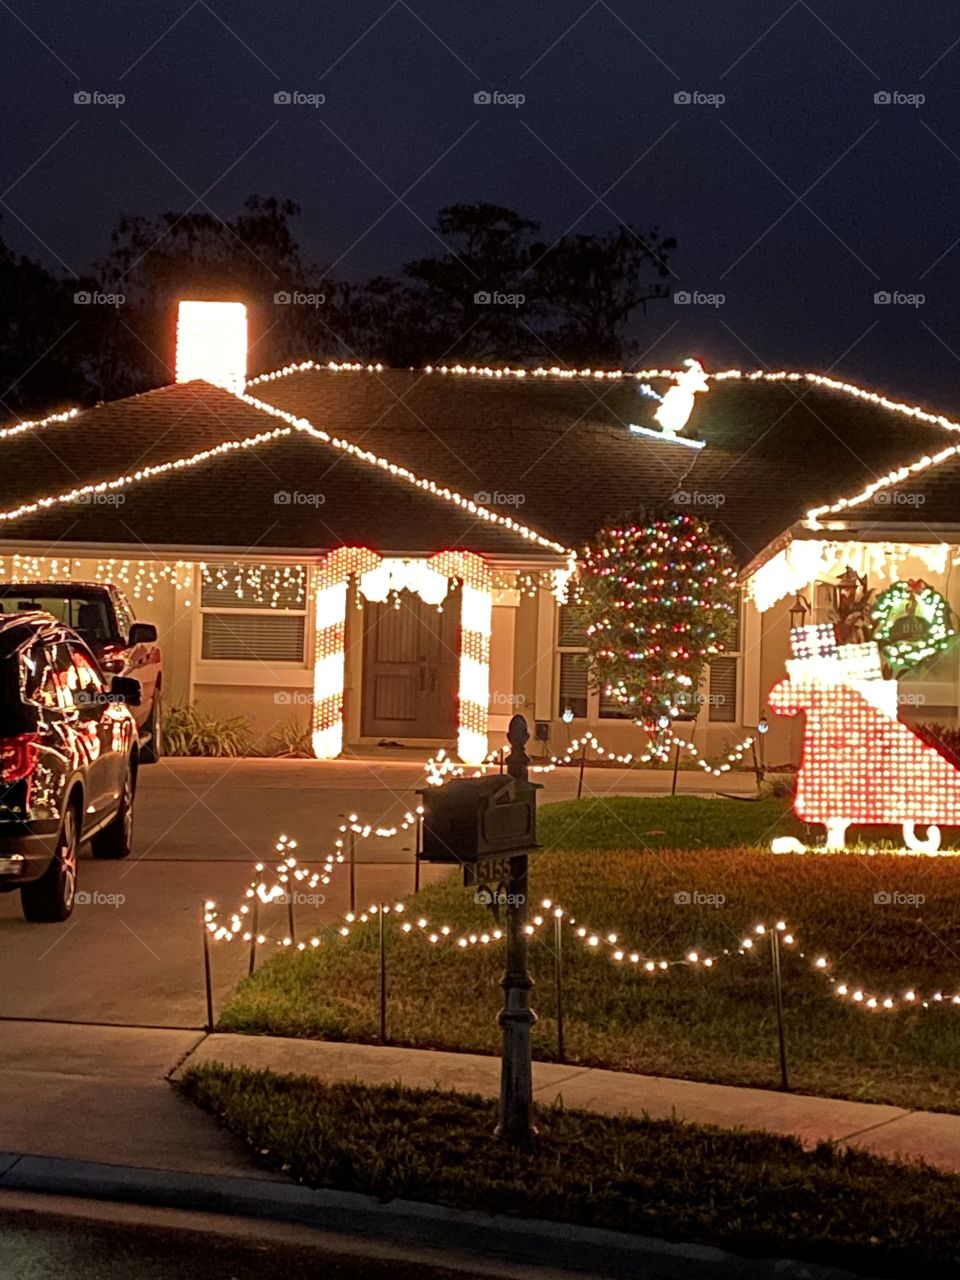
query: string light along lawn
[{"left": 213, "top": 796, "right": 960, "bottom": 1114}]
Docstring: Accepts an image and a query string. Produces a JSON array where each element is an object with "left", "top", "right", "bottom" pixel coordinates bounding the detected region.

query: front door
[{"left": 361, "top": 588, "right": 460, "bottom": 740}]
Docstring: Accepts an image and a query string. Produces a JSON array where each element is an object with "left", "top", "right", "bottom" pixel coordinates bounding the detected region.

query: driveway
[{"left": 0, "top": 757, "right": 756, "bottom": 1029}]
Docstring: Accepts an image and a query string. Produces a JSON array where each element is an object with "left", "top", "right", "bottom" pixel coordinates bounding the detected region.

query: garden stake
[
  {"left": 379, "top": 903, "right": 388, "bottom": 1043},
  {"left": 554, "top": 910, "right": 565, "bottom": 1062},
  {"left": 201, "top": 905, "right": 214, "bottom": 1032},
  {"left": 771, "top": 928, "right": 789, "bottom": 1090},
  {"left": 752, "top": 740, "right": 763, "bottom": 793},
  {"left": 671, "top": 740, "right": 681, "bottom": 796},
  {"left": 248, "top": 870, "right": 261, "bottom": 976},
  {"left": 577, "top": 738, "right": 587, "bottom": 799},
  {"left": 349, "top": 829, "right": 357, "bottom": 913},
  {"left": 286, "top": 886, "right": 296, "bottom": 944},
  {"left": 414, "top": 814, "right": 421, "bottom": 894}
]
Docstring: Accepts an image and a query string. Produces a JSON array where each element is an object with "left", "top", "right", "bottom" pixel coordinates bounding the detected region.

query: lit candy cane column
[
  {"left": 429, "top": 551, "right": 493, "bottom": 765},
  {"left": 312, "top": 547, "right": 382, "bottom": 759}
]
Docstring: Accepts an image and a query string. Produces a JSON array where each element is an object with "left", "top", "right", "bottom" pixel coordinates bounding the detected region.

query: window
[
  {"left": 557, "top": 604, "right": 589, "bottom": 718},
  {"left": 707, "top": 592, "right": 742, "bottom": 723},
  {"left": 199, "top": 563, "right": 308, "bottom": 664}
]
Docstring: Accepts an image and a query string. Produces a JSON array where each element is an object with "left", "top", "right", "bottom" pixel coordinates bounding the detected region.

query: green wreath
[{"left": 872, "top": 579, "right": 955, "bottom": 675}]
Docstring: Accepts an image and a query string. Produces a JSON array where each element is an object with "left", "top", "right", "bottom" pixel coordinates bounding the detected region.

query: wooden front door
[{"left": 361, "top": 588, "right": 460, "bottom": 740}]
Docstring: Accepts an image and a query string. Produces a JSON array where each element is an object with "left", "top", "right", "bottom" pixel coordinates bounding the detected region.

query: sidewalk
[{"left": 179, "top": 1033, "right": 960, "bottom": 1173}]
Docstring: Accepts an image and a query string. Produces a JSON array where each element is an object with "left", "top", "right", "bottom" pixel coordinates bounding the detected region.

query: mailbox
[{"left": 417, "top": 775, "right": 541, "bottom": 864}]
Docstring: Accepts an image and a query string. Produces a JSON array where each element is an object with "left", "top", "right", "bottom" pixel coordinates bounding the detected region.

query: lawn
[
  {"left": 218, "top": 796, "right": 960, "bottom": 1112},
  {"left": 181, "top": 1064, "right": 960, "bottom": 1277}
]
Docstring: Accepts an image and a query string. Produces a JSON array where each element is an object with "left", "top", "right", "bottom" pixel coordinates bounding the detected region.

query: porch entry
[{"left": 361, "top": 587, "right": 460, "bottom": 739}]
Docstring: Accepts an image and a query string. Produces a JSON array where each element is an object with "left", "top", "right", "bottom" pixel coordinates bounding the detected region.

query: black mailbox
[{"left": 417, "top": 775, "right": 541, "bottom": 864}]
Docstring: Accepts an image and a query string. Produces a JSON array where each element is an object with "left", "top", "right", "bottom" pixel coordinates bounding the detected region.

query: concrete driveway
[{"left": 0, "top": 757, "right": 756, "bottom": 1029}]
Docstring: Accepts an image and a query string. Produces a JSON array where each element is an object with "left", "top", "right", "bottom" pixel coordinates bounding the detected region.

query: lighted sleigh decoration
[{"left": 769, "top": 624, "right": 960, "bottom": 855}]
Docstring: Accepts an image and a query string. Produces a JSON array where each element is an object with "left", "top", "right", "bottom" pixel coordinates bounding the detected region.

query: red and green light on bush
[{"left": 575, "top": 513, "right": 739, "bottom": 726}]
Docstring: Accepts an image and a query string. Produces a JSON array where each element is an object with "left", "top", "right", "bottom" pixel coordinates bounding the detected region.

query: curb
[{"left": 0, "top": 1151, "right": 864, "bottom": 1280}]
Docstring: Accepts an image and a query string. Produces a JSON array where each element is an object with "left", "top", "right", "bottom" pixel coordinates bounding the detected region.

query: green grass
[
  {"left": 181, "top": 1064, "right": 960, "bottom": 1277},
  {"left": 219, "top": 796, "right": 960, "bottom": 1112}
]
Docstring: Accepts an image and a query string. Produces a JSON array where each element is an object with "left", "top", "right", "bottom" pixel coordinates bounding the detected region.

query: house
[{"left": 3, "top": 300, "right": 960, "bottom": 768}]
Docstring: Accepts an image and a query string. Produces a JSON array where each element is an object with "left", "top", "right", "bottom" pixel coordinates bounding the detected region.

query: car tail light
[
  {"left": 0, "top": 733, "right": 39, "bottom": 782},
  {"left": 99, "top": 646, "right": 126, "bottom": 674}
]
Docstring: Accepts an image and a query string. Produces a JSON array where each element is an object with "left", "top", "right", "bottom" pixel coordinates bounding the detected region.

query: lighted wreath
[
  {"left": 872, "top": 579, "right": 955, "bottom": 676},
  {"left": 574, "top": 512, "right": 739, "bottom": 726}
]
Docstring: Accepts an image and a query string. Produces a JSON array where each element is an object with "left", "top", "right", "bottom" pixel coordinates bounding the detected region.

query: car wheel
[
  {"left": 21, "top": 803, "right": 79, "bottom": 923},
  {"left": 91, "top": 765, "right": 135, "bottom": 860},
  {"left": 140, "top": 688, "right": 163, "bottom": 764}
]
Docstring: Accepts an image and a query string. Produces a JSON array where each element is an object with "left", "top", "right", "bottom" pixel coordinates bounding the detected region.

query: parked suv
[
  {"left": 0, "top": 612, "right": 141, "bottom": 921},
  {"left": 0, "top": 582, "right": 162, "bottom": 762}
]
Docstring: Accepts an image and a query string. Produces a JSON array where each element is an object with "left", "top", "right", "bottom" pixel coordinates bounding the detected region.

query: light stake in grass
[
  {"left": 771, "top": 924, "right": 789, "bottom": 1090},
  {"left": 379, "top": 902, "right": 388, "bottom": 1043},
  {"left": 202, "top": 901, "right": 215, "bottom": 1031}
]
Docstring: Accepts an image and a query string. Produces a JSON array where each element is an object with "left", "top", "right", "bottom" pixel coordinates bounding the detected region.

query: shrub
[{"left": 162, "top": 704, "right": 252, "bottom": 757}]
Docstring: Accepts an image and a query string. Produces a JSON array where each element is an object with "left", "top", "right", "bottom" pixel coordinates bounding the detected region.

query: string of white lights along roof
[
  {"left": 203, "top": 861, "right": 960, "bottom": 1013},
  {"left": 238, "top": 391, "right": 570, "bottom": 556},
  {"left": 246, "top": 360, "right": 960, "bottom": 435},
  {"left": 0, "top": 406, "right": 79, "bottom": 442},
  {"left": 0, "top": 426, "right": 293, "bottom": 525}
]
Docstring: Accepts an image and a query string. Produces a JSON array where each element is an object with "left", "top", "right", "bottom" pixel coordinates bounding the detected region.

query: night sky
[{"left": 3, "top": 1, "right": 959, "bottom": 404}]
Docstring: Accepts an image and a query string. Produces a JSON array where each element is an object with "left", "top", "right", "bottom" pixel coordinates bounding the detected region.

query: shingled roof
[
  {"left": 250, "top": 366, "right": 960, "bottom": 564},
  {"left": 2, "top": 366, "right": 958, "bottom": 566},
  {"left": 0, "top": 381, "right": 561, "bottom": 560}
]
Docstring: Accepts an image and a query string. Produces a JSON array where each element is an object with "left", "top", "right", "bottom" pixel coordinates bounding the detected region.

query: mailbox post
[{"left": 417, "top": 713, "right": 539, "bottom": 1143}]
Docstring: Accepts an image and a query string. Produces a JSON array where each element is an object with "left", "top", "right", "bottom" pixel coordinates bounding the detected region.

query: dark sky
[{"left": 3, "top": 0, "right": 960, "bottom": 405}]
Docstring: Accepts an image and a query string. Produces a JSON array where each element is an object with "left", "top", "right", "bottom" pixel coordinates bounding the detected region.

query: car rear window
[
  {"left": 0, "top": 654, "right": 18, "bottom": 710},
  {"left": 0, "top": 593, "right": 113, "bottom": 645}
]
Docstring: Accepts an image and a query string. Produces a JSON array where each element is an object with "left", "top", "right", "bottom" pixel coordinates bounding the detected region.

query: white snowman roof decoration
[{"left": 630, "top": 358, "right": 708, "bottom": 450}]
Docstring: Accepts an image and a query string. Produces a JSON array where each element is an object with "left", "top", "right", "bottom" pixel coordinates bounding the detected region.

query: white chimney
[{"left": 175, "top": 300, "right": 247, "bottom": 394}]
